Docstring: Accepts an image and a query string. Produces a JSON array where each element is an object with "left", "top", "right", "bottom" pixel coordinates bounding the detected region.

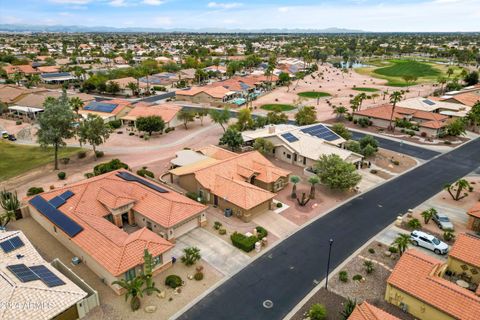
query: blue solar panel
[
  {"left": 281, "top": 132, "right": 299, "bottom": 142},
  {"left": 49, "top": 196, "right": 66, "bottom": 208},
  {"left": 0, "top": 236, "right": 24, "bottom": 253},
  {"left": 7, "top": 264, "right": 39, "bottom": 282},
  {"left": 59, "top": 190, "right": 74, "bottom": 200},
  {"left": 84, "top": 101, "right": 118, "bottom": 113},
  {"left": 29, "top": 196, "right": 83, "bottom": 238},
  {"left": 116, "top": 171, "right": 168, "bottom": 193},
  {"left": 300, "top": 124, "right": 341, "bottom": 142},
  {"left": 30, "top": 265, "right": 65, "bottom": 288}
]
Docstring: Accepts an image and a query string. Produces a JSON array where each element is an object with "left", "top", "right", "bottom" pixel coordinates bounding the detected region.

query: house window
[
  {"left": 125, "top": 268, "right": 136, "bottom": 281},
  {"left": 153, "top": 255, "right": 163, "bottom": 266},
  {"left": 286, "top": 154, "right": 291, "bottom": 159},
  {"left": 104, "top": 214, "right": 114, "bottom": 223}
]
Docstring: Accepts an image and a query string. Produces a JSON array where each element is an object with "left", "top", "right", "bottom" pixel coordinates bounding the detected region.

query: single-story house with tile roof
[
  {"left": 441, "top": 89, "right": 480, "bottom": 107},
  {"left": 385, "top": 248, "right": 480, "bottom": 320},
  {"left": 175, "top": 85, "right": 235, "bottom": 107},
  {"left": 25, "top": 170, "right": 207, "bottom": 294},
  {"left": 0, "top": 230, "right": 99, "bottom": 320},
  {"left": 107, "top": 77, "right": 149, "bottom": 95},
  {"left": 347, "top": 301, "right": 400, "bottom": 320},
  {"left": 467, "top": 202, "right": 480, "bottom": 232},
  {"left": 36, "top": 65, "right": 61, "bottom": 74},
  {"left": 41, "top": 72, "right": 76, "bottom": 83},
  {"left": 243, "top": 123, "right": 363, "bottom": 169},
  {"left": 79, "top": 98, "right": 132, "bottom": 122},
  {"left": 169, "top": 146, "right": 290, "bottom": 222},
  {"left": 121, "top": 102, "right": 182, "bottom": 128},
  {"left": 447, "top": 233, "right": 480, "bottom": 284},
  {"left": 0, "top": 84, "right": 46, "bottom": 104},
  {"left": 397, "top": 97, "right": 470, "bottom": 119},
  {"left": 2, "top": 64, "right": 39, "bottom": 76},
  {"left": 354, "top": 104, "right": 449, "bottom": 138}
]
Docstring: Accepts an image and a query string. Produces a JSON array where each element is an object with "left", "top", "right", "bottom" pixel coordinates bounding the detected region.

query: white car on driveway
[{"left": 410, "top": 230, "right": 449, "bottom": 255}]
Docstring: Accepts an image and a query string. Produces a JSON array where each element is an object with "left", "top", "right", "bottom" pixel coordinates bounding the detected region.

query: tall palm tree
[
  {"left": 127, "top": 82, "right": 139, "bottom": 96},
  {"left": 420, "top": 208, "right": 437, "bottom": 224},
  {"left": 357, "top": 93, "right": 367, "bottom": 111},
  {"left": 0, "top": 189, "right": 20, "bottom": 227},
  {"left": 393, "top": 233, "right": 411, "bottom": 255},
  {"left": 371, "top": 93, "right": 379, "bottom": 103},
  {"left": 388, "top": 91, "right": 403, "bottom": 131},
  {"left": 112, "top": 276, "right": 145, "bottom": 311},
  {"left": 333, "top": 106, "right": 348, "bottom": 120},
  {"left": 446, "top": 67, "right": 454, "bottom": 79},
  {"left": 290, "top": 175, "right": 301, "bottom": 199},
  {"left": 437, "top": 76, "right": 447, "bottom": 95},
  {"left": 69, "top": 97, "right": 84, "bottom": 119},
  {"left": 444, "top": 179, "right": 471, "bottom": 201},
  {"left": 308, "top": 176, "right": 320, "bottom": 199}
]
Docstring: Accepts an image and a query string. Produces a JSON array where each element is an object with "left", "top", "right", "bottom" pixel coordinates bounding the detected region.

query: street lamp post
[{"left": 325, "top": 238, "right": 334, "bottom": 290}]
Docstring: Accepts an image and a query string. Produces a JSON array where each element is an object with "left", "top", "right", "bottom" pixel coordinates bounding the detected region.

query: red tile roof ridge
[{"left": 426, "top": 274, "right": 480, "bottom": 303}]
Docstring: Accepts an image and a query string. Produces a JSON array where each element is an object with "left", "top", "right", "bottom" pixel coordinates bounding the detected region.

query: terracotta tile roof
[
  {"left": 28, "top": 170, "right": 206, "bottom": 276},
  {"left": 121, "top": 103, "right": 181, "bottom": 123},
  {"left": 387, "top": 249, "right": 480, "bottom": 320},
  {"left": 348, "top": 302, "right": 400, "bottom": 320},
  {"left": 0, "top": 231, "right": 87, "bottom": 320},
  {"left": 108, "top": 77, "right": 149, "bottom": 89},
  {"left": 468, "top": 202, "right": 480, "bottom": 218},
  {"left": 449, "top": 233, "right": 480, "bottom": 268},
  {"left": 37, "top": 66, "right": 60, "bottom": 73},
  {"left": 80, "top": 98, "right": 132, "bottom": 116},
  {"left": 2, "top": 65, "right": 38, "bottom": 75},
  {"left": 172, "top": 148, "right": 290, "bottom": 210},
  {"left": 0, "top": 85, "right": 45, "bottom": 103},
  {"left": 197, "top": 145, "right": 237, "bottom": 160},
  {"left": 354, "top": 104, "right": 448, "bottom": 129},
  {"left": 176, "top": 85, "right": 232, "bottom": 99},
  {"left": 443, "top": 92, "right": 480, "bottom": 107}
]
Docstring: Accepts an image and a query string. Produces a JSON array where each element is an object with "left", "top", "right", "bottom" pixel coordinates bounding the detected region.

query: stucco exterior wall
[
  {"left": 385, "top": 284, "right": 454, "bottom": 320},
  {"left": 447, "top": 256, "right": 480, "bottom": 284},
  {"left": 176, "top": 92, "right": 225, "bottom": 107}
]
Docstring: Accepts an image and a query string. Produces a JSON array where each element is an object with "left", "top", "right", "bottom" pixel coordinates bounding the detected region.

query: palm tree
[
  {"left": 357, "top": 93, "right": 367, "bottom": 111},
  {"left": 388, "top": 91, "right": 403, "bottom": 131},
  {"left": 127, "top": 82, "right": 139, "bottom": 96},
  {"left": 0, "top": 189, "right": 20, "bottom": 227},
  {"left": 444, "top": 179, "right": 471, "bottom": 201},
  {"left": 290, "top": 175, "right": 301, "bottom": 199},
  {"left": 437, "top": 76, "right": 447, "bottom": 94},
  {"left": 446, "top": 67, "right": 454, "bottom": 79},
  {"left": 308, "top": 176, "right": 320, "bottom": 199},
  {"left": 13, "top": 72, "right": 23, "bottom": 85},
  {"left": 420, "top": 208, "right": 437, "bottom": 224},
  {"left": 371, "top": 93, "right": 379, "bottom": 103},
  {"left": 333, "top": 106, "right": 348, "bottom": 120},
  {"left": 29, "top": 74, "right": 41, "bottom": 87},
  {"left": 393, "top": 233, "right": 411, "bottom": 255},
  {"left": 69, "top": 97, "right": 84, "bottom": 119},
  {"left": 112, "top": 276, "right": 145, "bottom": 311}
]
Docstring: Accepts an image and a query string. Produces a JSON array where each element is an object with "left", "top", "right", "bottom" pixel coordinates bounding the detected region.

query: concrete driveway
[
  {"left": 172, "top": 228, "right": 250, "bottom": 277},
  {"left": 252, "top": 210, "right": 298, "bottom": 239}
]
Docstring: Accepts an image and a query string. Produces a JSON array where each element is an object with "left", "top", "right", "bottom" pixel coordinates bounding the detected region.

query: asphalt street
[{"left": 178, "top": 138, "right": 480, "bottom": 320}]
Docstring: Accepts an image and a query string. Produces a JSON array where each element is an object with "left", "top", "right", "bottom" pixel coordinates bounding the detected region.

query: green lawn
[
  {"left": 352, "top": 87, "right": 379, "bottom": 92},
  {"left": 260, "top": 104, "right": 296, "bottom": 112},
  {"left": 356, "top": 59, "right": 464, "bottom": 87},
  {"left": 297, "top": 91, "right": 331, "bottom": 99},
  {"left": 0, "top": 141, "right": 82, "bottom": 180}
]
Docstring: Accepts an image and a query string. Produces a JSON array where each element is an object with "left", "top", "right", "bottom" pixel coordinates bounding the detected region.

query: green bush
[
  {"left": 95, "top": 150, "right": 104, "bottom": 158},
  {"left": 392, "top": 160, "right": 400, "bottom": 166},
  {"left": 27, "top": 187, "right": 44, "bottom": 196},
  {"left": 15, "top": 120, "right": 22, "bottom": 125},
  {"left": 194, "top": 272, "right": 204, "bottom": 281},
  {"left": 165, "top": 127, "right": 175, "bottom": 133},
  {"left": 93, "top": 159, "right": 128, "bottom": 176},
  {"left": 57, "top": 172, "right": 66, "bottom": 180},
  {"left": 276, "top": 202, "right": 283, "bottom": 208},
  {"left": 137, "top": 168, "right": 154, "bottom": 178},
  {"left": 60, "top": 157, "right": 70, "bottom": 165},
  {"left": 165, "top": 275, "right": 182, "bottom": 288},
  {"left": 357, "top": 117, "right": 370, "bottom": 128},
  {"left": 443, "top": 229, "right": 455, "bottom": 241},
  {"left": 84, "top": 172, "right": 94, "bottom": 179},
  {"left": 308, "top": 303, "right": 327, "bottom": 320},
  {"left": 218, "top": 228, "right": 226, "bottom": 235},
  {"left": 388, "top": 246, "right": 398, "bottom": 253},
  {"left": 213, "top": 221, "right": 222, "bottom": 230},
  {"left": 77, "top": 151, "right": 87, "bottom": 159},
  {"left": 339, "top": 270, "right": 348, "bottom": 283},
  {"left": 230, "top": 232, "right": 258, "bottom": 252},
  {"left": 368, "top": 248, "right": 375, "bottom": 254},
  {"left": 407, "top": 218, "right": 421, "bottom": 229},
  {"left": 256, "top": 226, "right": 268, "bottom": 240},
  {"left": 186, "top": 191, "right": 200, "bottom": 201},
  {"left": 352, "top": 274, "right": 363, "bottom": 281},
  {"left": 108, "top": 119, "right": 122, "bottom": 129}
]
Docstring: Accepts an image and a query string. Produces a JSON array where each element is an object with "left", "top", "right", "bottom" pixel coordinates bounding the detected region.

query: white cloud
[
  {"left": 207, "top": 2, "right": 242, "bottom": 9},
  {"left": 59, "top": 12, "right": 72, "bottom": 16},
  {"left": 278, "top": 7, "right": 289, "bottom": 13},
  {"left": 49, "top": 0, "right": 91, "bottom": 4},
  {"left": 109, "top": 0, "right": 127, "bottom": 7},
  {"left": 143, "top": 0, "right": 165, "bottom": 5}
]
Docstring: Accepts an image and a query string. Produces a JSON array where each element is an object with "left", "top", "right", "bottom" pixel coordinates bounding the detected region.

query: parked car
[
  {"left": 432, "top": 212, "right": 454, "bottom": 230},
  {"left": 410, "top": 230, "right": 449, "bottom": 255},
  {"left": 7, "top": 134, "right": 16, "bottom": 141}
]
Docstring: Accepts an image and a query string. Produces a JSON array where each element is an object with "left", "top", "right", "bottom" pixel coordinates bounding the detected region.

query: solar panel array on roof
[
  {"left": 116, "top": 171, "right": 168, "bottom": 193},
  {"left": 29, "top": 196, "right": 83, "bottom": 238},
  {"left": 0, "top": 236, "right": 24, "bottom": 253},
  {"left": 423, "top": 99, "right": 436, "bottom": 106},
  {"left": 30, "top": 265, "right": 65, "bottom": 287},
  {"left": 300, "top": 124, "right": 341, "bottom": 142},
  {"left": 48, "top": 190, "right": 74, "bottom": 208},
  {"left": 7, "top": 264, "right": 39, "bottom": 282},
  {"left": 84, "top": 101, "right": 118, "bottom": 113},
  {"left": 281, "top": 132, "right": 299, "bottom": 143}
]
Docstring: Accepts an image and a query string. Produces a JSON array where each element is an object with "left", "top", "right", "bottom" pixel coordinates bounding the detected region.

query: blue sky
[{"left": 1, "top": 0, "right": 479, "bottom": 31}]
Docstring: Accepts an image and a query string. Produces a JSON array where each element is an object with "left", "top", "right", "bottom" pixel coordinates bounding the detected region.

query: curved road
[{"left": 178, "top": 138, "right": 480, "bottom": 320}]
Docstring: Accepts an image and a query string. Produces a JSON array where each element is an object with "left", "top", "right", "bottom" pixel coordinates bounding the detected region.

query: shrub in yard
[
  {"left": 213, "top": 221, "right": 222, "bottom": 230},
  {"left": 230, "top": 232, "right": 258, "bottom": 252},
  {"left": 308, "top": 303, "right": 327, "bottom": 320},
  {"left": 276, "top": 202, "right": 283, "bottom": 208},
  {"left": 84, "top": 172, "right": 94, "bottom": 179},
  {"left": 256, "top": 226, "right": 268, "bottom": 240},
  {"left": 407, "top": 218, "right": 421, "bottom": 230},
  {"left": 444, "top": 141, "right": 452, "bottom": 145},
  {"left": 392, "top": 160, "right": 400, "bottom": 166},
  {"left": 352, "top": 274, "right": 363, "bottom": 281},
  {"left": 27, "top": 187, "right": 44, "bottom": 196},
  {"left": 339, "top": 271, "right": 348, "bottom": 283},
  {"left": 57, "top": 172, "right": 66, "bottom": 180},
  {"left": 60, "top": 157, "right": 70, "bottom": 165},
  {"left": 108, "top": 119, "right": 122, "bottom": 129},
  {"left": 218, "top": 228, "right": 227, "bottom": 235},
  {"left": 370, "top": 169, "right": 378, "bottom": 174},
  {"left": 181, "top": 247, "right": 201, "bottom": 266},
  {"left": 95, "top": 150, "right": 104, "bottom": 158},
  {"left": 165, "top": 275, "right": 182, "bottom": 288},
  {"left": 129, "top": 132, "right": 135, "bottom": 136},
  {"left": 136, "top": 167, "right": 154, "bottom": 178},
  {"left": 368, "top": 248, "right": 375, "bottom": 254},
  {"left": 194, "top": 272, "right": 204, "bottom": 281},
  {"left": 77, "top": 151, "right": 87, "bottom": 159},
  {"left": 363, "top": 260, "right": 375, "bottom": 274},
  {"left": 443, "top": 229, "right": 455, "bottom": 241},
  {"left": 357, "top": 117, "right": 370, "bottom": 128},
  {"left": 340, "top": 298, "right": 356, "bottom": 320},
  {"left": 388, "top": 246, "right": 398, "bottom": 253},
  {"left": 15, "top": 120, "right": 22, "bottom": 125}
]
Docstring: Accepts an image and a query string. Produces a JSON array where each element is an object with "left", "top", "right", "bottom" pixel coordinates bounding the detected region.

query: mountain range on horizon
[{"left": 0, "top": 24, "right": 366, "bottom": 34}]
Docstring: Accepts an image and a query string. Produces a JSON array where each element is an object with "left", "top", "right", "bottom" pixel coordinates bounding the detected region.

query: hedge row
[{"left": 230, "top": 232, "right": 258, "bottom": 252}]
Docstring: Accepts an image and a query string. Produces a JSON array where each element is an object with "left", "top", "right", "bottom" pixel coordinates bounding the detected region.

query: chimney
[{"left": 268, "top": 125, "right": 275, "bottom": 134}]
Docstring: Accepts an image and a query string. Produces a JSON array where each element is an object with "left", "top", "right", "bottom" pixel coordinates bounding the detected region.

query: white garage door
[{"left": 174, "top": 216, "right": 199, "bottom": 238}]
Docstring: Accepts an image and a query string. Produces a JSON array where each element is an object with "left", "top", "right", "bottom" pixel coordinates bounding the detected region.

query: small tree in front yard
[
  {"left": 181, "top": 247, "right": 201, "bottom": 266},
  {"left": 393, "top": 233, "right": 411, "bottom": 255},
  {"left": 136, "top": 115, "right": 165, "bottom": 136},
  {"left": 314, "top": 154, "right": 361, "bottom": 191},
  {"left": 407, "top": 218, "right": 421, "bottom": 230},
  {"left": 363, "top": 260, "right": 375, "bottom": 274},
  {"left": 112, "top": 276, "right": 145, "bottom": 311},
  {"left": 177, "top": 110, "right": 196, "bottom": 129},
  {"left": 340, "top": 298, "right": 356, "bottom": 320},
  {"left": 308, "top": 175, "right": 320, "bottom": 199},
  {"left": 290, "top": 175, "right": 301, "bottom": 199},
  {"left": 444, "top": 179, "right": 471, "bottom": 201},
  {"left": 219, "top": 128, "right": 243, "bottom": 151},
  {"left": 421, "top": 208, "right": 437, "bottom": 224}
]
